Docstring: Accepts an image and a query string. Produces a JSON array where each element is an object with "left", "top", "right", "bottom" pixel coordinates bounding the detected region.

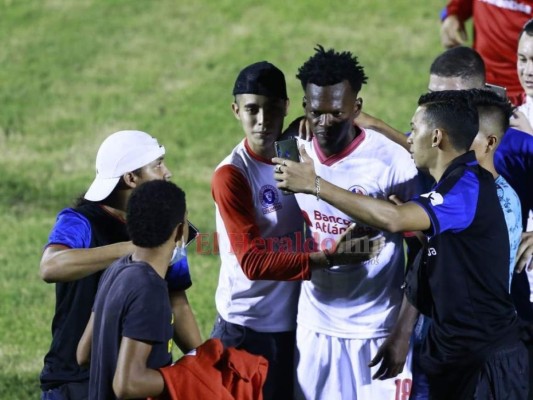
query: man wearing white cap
[{"left": 39, "top": 130, "right": 202, "bottom": 400}]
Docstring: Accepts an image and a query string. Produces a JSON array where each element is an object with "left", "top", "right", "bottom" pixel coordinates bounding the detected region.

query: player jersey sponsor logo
[
  {"left": 312, "top": 210, "right": 374, "bottom": 236},
  {"left": 259, "top": 184, "right": 282, "bottom": 214},
  {"left": 348, "top": 185, "right": 368, "bottom": 196},
  {"left": 313, "top": 210, "right": 352, "bottom": 234},
  {"left": 420, "top": 191, "right": 444, "bottom": 206}
]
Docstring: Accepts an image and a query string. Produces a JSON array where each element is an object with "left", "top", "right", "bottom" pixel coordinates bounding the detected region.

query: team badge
[
  {"left": 421, "top": 191, "right": 444, "bottom": 206},
  {"left": 348, "top": 185, "right": 368, "bottom": 196},
  {"left": 259, "top": 185, "right": 282, "bottom": 214}
]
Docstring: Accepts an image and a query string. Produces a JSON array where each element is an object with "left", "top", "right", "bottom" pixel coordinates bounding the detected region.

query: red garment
[
  {"left": 151, "top": 338, "right": 268, "bottom": 400},
  {"left": 446, "top": 0, "right": 533, "bottom": 104}
]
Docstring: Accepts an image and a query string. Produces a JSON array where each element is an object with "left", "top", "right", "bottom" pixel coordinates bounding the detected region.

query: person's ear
[
  {"left": 486, "top": 135, "right": 498, "bottom": 151},
  {"left": 302, "top": 96, "right": 307, "bottom": 109},
  {"left": 231, "top": 102, "right": 241, "bottom": 120},
  {"left": 174, "top": 222, "right": 184, "bottom": 244},
  {"left": 432, "top": 129, "right": 443, "bottom": 148},
  {"left": 284, "top": 99, "right": 290, "bottom": 116},
  {"left": 353, "top": 98, "right": 363, "bottom": 118},
  {"left": 122, "top": 172, "right": 138, "bottom": 189}
]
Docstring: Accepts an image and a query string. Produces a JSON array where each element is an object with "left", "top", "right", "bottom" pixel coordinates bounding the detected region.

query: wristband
[{"left": 315, "top": 175, "right": 321, "bottom": 201}]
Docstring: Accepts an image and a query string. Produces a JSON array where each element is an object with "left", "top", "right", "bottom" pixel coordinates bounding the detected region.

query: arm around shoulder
[
  {"left": 355, "top": 112, "right": 409, "bottom": 151},
  {"left": 40, "top": 241, "right": 134, "bottom": 283}
]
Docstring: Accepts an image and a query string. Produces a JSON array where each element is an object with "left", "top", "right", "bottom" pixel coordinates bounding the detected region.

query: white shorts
[{"left": 295, "top": 326, "right": 413, "bottom": 400}]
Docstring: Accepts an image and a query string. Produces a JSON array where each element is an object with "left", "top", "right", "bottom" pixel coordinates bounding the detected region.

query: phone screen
[
  {"left": 274, "top": 138, "right": 300, "bottom": 195},
  {"left": 274, "top": 138, "right": 300, "bottom": 162},
  {"left": 186, "top": 221, "right": 199, "bottom": 247}
]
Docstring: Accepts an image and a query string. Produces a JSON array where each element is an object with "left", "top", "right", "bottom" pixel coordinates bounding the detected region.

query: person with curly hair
[
  {"left": 78, "top": 180, "right": 189, "bottom": 399},
  {"left": 277, "top": 46, "right": 419, "bottom": 400}
]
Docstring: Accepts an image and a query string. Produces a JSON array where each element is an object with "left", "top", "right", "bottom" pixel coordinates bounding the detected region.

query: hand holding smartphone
[
  {"left": 275, "top": 137, "right": 300, "bottom": 162},
  {"left": 274, "top": 138, "right": 300, "bottom": 195}
]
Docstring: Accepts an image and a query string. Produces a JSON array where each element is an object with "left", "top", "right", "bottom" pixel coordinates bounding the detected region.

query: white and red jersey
[
  {"left": 212, "top": 139, "right": 308, "bottom": 332},
  {"left": 295, "top": 128, "right": 418, "bottom": 339}
]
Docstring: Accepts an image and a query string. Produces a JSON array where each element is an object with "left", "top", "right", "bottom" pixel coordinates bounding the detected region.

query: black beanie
[{"left": 232, "top": 61, "right": 288, "bottom": 100}]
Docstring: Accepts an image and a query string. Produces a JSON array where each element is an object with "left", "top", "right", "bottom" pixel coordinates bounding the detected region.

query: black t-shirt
[
  {"left": 89, "top": 256, "right": 173, "bottom": 400},
  {"left": 411, "top": 152, "right": 519, "bottom": 375}
]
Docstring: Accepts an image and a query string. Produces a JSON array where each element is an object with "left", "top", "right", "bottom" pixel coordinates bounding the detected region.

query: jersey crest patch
[
  {"left": 348, "top": 185, "right": 368, "bottom": 196},
  {"left": 259, "top": 185, "right": 282, "bottom": 214}
]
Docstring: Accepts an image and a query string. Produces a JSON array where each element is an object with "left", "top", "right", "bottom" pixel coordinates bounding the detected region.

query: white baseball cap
[{"left": 84, "top": 130, "right": 166, "bottom": 201}]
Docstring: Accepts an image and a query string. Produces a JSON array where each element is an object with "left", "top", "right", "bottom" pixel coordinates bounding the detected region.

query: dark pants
[
  {"left": 474, "top": 341, "right": 529, "bottom": 400},
  {"left": 41, "top": 381, "right": 88, "bottom": 400},
  {"left": 427, "top": 342, "right": 529, "bottom": 400},
  {"left": 527, "top": 341, "right": 533, "bottom": 400},
  {"left": 520, "top": 320, "right": 533, "bottom": 400},
  {"left": 410, "top": 315, "right": 431, "bottom": 400},
  {"left": 211, "top": 315, "right": 295, "bottom": 400}
]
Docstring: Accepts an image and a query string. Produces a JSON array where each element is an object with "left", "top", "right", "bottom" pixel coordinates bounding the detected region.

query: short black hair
[
  {"left": 519, "top": 18, "right": 533, "bottom": 40},
  {"left": 296, "top": 45, "right": 368, "bottom": 93},
  {"left": 127, "top": 180, "right": 186, "bottom": 248},
  {"left": 430, "top": 47, "right": 485, "bottom": 84},
  {"left": 418, "top": 90, "right": 479, "bottom": 152},
  {"left": 466, "top": 88, "right": 514, "bottom": 137}
]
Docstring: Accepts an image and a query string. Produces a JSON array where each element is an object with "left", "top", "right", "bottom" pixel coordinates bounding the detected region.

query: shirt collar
[{"left": 440, "top": 150, "right": 478, "bottom": 181}]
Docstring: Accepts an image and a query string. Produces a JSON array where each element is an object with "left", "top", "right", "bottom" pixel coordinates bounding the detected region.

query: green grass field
[{"left": 1, "top": 0, "right": 449, "bottom": 397}]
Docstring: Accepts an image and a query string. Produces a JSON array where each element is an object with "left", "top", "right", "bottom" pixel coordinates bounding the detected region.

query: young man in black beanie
[{"left": 210, "top": 61, "right": 382, "bottom": 400}]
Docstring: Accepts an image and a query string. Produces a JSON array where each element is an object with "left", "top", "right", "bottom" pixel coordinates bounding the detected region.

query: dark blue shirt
[
  {"left": 46, "top": 207, "right": 192, "bottom": 291},
  {"left": 41, "top": 203, "right": 129, "bottom": 390},
  {"left": 494, "top": 128, "right": 533, "bottom": 229},
  {"left": 412, "top": 152, "right": 519, "bottom": 375}
]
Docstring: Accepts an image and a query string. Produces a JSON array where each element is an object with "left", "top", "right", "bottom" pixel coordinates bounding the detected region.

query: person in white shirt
[{"left": 276, "top": 45, "right": 418, "bottom": 400}]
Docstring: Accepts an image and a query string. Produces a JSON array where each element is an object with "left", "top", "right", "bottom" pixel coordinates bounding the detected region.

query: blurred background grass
[{"left": 0, "top": 0, "right": 449, "bottom": 397}]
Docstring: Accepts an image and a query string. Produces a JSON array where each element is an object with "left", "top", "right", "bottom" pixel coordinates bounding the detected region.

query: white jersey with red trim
[
  {"left": 213, "top": 139, "right": 305, "bottom": 332},
  {"left": 295, "top": 128, "right": 418, "bottom": 338}
]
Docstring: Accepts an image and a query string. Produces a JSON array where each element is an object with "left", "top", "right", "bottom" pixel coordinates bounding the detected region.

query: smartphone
[
  {"left": 186, "top": 221, "right": 199, "bottom": 247},
  {"left": 274, "top": 138, "right": 300, "bottom": 195},
  {"left": 274, "top": 137, "right": 300, "bottom": 162},
  {"left": 485, "top": 83, "right": 507, "bottom": 99}
]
